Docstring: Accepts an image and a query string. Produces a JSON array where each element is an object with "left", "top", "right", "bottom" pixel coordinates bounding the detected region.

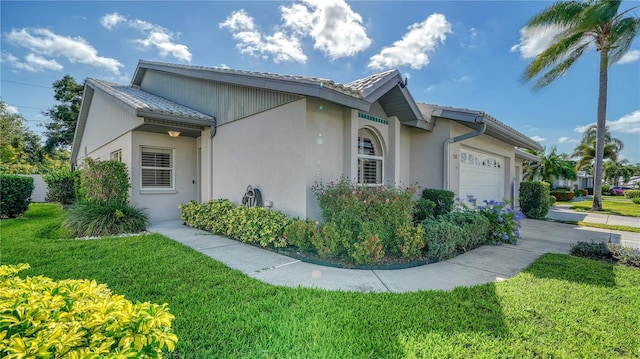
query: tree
[
  {"left": 524, "top": 146, "right": 577, "bottom": 184},
  {"left": 43, "top": 75, "right": 83, "bottom": 152},
  {"left": 572, "top": 124, "right": 624, "bottom": 171},
  {"left": 0, "top": 101, "right": 43, "bottom": 174},
  {"left": 521, "top": 0, "right": 640, "bottom": 211},
  {"left": 604, "top": 159, "right": 634, "bottom": 185}
]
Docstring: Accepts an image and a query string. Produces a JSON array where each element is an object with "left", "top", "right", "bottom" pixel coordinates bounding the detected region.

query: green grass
[
  {"left": 561, "top": 196, "right": 640, "bottom": 217},
  {"left": 3, "top": 204, "right": 640, "bottom": 358}
]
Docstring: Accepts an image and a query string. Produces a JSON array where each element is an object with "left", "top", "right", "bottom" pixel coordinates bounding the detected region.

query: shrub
[
  {"left": 413, "top": 198, "right": 436, "bottom": 223},
  {"left": 438, "top": 211, "right": 491, "bottom": 250},
  {"left": 64, "top": 201, "right": 149, "bottom": 237},
  {"left": 393, "top": 224, "right": 425, "bottom": 259},
  {"left": 348, "top": 223, "right": 385, "bottom": 264},
  {"left": 284, "top": 218, "right": 318, "bottom": 252},
  {"left": 0, "top": 263, "right": 177, "bottom": 357},
  {"left": 225, "top": 206, "right": 290, "bottom": 248},
  {"left": 570, "top": 241, "right": 612, "bottom": 260},
  {"left": 78, "top": 158, "right": 129, "bottom": 205},
  {"left": 549, "top": 195, "right": 556, "bottom": 204},
  {"left": 607, "top": 243, "right": 640, "bottom": 267},
  {"left": 574, "top": 189, "right": 584, "bottom": 198},
  {"left": 633, "top": 198, "right": 640, "bottom": 205},
  {"left": 624, "top": 190, "right": 640, "bottom": 200},
  {"left": 601, "top": 184, "right": 611, "bottom": 195},
  {"left": 421, "top": 188, "right": 455, "bottom": 217},
  {"left": 585, "top": 187, "right": 594, "bottom": 195},
  {"left": 311, "top": 178, "right": 416, "bottom": 259},
  {"left": 180, "top": 199, "right": 235, "bottom": 234},
  {"left": 0, "top": 174, "right": 34, "bottom": 218},
  {"left": 454, "top": 197, "right": 523, "bottom": 244},
  {"left": 43, "top": 168, "right": 76, "bottom": 205},
  {"left": 311, "top": 222, "right": 350, "bottom": 258},
  {"left": 582, "top": 189, "right": 589, "bottom": 196},
  {"left": 550, "top": 190, "right": 575, "bottom": 202},
  {"left": 421, "top": 218, "right": 460, "bottom": 260},
  {"left": 519, "top": 181, "right": 552, "bottom": 219}
]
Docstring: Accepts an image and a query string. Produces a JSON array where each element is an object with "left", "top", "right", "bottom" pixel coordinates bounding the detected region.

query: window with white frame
[
  {"left": 110, "top": 149, "right": 122, "bottom": 162},
  {"left": 141, "top": 147, "right": 173, "bottom": 189},
  {"left": 357, "top": 128, "right": 383, "bottom": 185}
]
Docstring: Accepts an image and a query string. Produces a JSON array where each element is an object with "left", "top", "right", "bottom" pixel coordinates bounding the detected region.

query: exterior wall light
[{"left": 168, "top": 130, "right": 181, "bottom": 137}]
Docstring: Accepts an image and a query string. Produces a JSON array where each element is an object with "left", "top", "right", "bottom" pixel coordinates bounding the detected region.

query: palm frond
[
  {"left": 527, "top": 1, "right": 587, "bottom": 27},
  {"left": 609, "top": 17, "right": 640, "bottom": 64},
  {"left": 522, "top": 31, "right": 588, "bottom": 82},
  {"left": 531, "top": 41, "right": 591, "bottom": 90}
]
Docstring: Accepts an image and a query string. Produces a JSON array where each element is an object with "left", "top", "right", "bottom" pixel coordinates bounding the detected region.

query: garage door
[{"left": 459, "top": 148, "right": 505, "bottom": 204}]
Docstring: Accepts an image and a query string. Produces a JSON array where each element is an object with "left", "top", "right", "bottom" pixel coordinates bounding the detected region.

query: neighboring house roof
[
  {"left": 420, "top": 104, "right": 543, "bottom": 151},
  {"left": 131, "top": 60, "right": 427, "bottom": 129},
  {"left": 71, "top": 78, "right": 215, "bottom": 163},
  {"left": 515, "top": 148, "right": 541, "bottom": 162}
]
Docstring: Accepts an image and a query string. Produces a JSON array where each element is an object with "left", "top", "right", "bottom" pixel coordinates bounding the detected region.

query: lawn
[
  {"left": 558, "top": 196, "right": 640, "bottom": 217},
  {"left": 3, "top": 204, "right": 640, "bottom": 358}
]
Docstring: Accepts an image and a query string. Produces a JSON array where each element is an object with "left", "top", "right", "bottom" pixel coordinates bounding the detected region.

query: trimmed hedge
[
  {"left": 43, "top": 169, "right": 76, "bottom": 205},
  {"left": 624, "top": 190, "right": 640, "bottom": 199},
  {"left": 519, "top": 181, "right": 552, "bottom": 219},
  {"left": 550, "top": 190, "right": 575, "bottom": 202},
  {"left": 0, "top": 263, "right": 177, "bottom": 357},
  {"left": 421, "top": 188, "right": 455, "bottom": 217},
  {"left": 571, "top": 241, "right": 640, "bottom": 268},
  {"left": 0, "top": 174, "right": 34, "bottom": 218}
]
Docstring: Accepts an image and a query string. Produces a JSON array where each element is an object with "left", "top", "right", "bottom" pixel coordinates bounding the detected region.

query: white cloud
[
  {"left": 609, "top": 110, "right": 640, "bottom": 134},
  {"left": 280, "top": 0, "right": 371, "bottom": 59},
  {"left": 101, "top": 12, "right": 192, "bottom": 63},
  {"left": 100, "top": 12, "right": 126, "bottom": 30},
  {"left": 5, "top": 104, "right": 19, "bottom": 115},
  {"left": 574, "top": 124, "right": 592, "bottom": 133},
  {"left": 530, "top": 135, "right": 546, "bottom": 142},
  {"left": 510, "top": 25, "right": 564, "bottom": 59},
  {"left": 4, "top": 28, "right": 122, "bottom": 74},
  {"left": 220, "top": 10, "right": 306, "bottom": 63},
  {"left": 558, "top": 136, "right": 578, "bottom": 144},
  {"left": 220, "top": 0, "right": 370, "bottom": 63},
  {"left": 2, "top": 52, "right": 62, "bottom": 72},
  {"left": 368, "top": 13, "right": 452, "bottom": 70},
  {"left": 617, "top": 50, "right": 640, "bottom": 65},
  {"left": 454, "top": 75, "right": 472, "bottom": 82},
  {"left": 574, "top": 111, "right": 640, "bottom": 135}
]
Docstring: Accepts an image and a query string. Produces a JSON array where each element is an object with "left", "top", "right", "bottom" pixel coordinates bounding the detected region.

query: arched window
[{"left": 358, "top": 128, "right": 383, "bottom": 185}]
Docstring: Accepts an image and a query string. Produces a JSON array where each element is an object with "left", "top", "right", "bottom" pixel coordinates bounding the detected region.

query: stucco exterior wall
[
  {"left": 212, "top": 99, "right": 308, "bottom": 218},
  {"left": 76, "top": 90, "right": 142, "bottom": 160},
  {"left": 409, "top": 121, "right": 449, "bottom": 190},
  {"left": 449, "top": 121, "right": 516, "bottom": 203},
  {"left": 130, "top": 131, "right": 198, "bottom": 221}
]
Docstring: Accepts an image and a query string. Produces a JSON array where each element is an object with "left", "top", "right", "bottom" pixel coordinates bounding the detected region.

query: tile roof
[
  {"left": 87, "top": 78, "right": 214, "bottom": 122},
  {"left": 136, "top": 60, "right": 398, "bottom": 99}
]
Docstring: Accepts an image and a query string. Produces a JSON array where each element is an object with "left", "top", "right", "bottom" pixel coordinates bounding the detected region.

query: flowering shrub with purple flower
[{"left": 455, "top": 195, "right": 524, "bottom": 244}]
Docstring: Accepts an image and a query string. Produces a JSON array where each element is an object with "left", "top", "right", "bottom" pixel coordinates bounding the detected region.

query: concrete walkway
[
  {"left": 148, "top": 211, "right": 639, "bottom": 293},
  {"left": 547, "top": 205, "right": 640, "bottom": 228}
]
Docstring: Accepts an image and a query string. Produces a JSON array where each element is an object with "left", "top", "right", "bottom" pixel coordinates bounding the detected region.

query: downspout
[
  {"left": 209, "top": 117, "right": 217, "bottom": 201},
  {"left": 443, "top": 116, "right": 486, "bottom": 190}
]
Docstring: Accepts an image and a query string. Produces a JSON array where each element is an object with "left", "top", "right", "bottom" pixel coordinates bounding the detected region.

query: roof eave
[
  {"left": 361, "top": 72, "right": 425, "bottom": 125},
  {"left": 133, "top": 60, "right": 371, "bottom": 111},
  {"left": 515, "top": 148, "right": 541, "bottom": 162},
  {"left": 485, "top": 120, "right": 543, "bottom": 151},
  {"left": 136, "top": 110, "right": 215, "bottom": 126},
  {"left": 70, "top": 84, "right": 94, "bottom": 164}
]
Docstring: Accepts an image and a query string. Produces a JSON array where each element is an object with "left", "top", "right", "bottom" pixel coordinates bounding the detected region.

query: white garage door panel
[{"left": 459, "top": 149, "right": 505, "bottom": 203}]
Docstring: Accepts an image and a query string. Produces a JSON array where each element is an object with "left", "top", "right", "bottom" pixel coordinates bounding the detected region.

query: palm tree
[
  {"left": 572, "top": 124, "right": 624, "bottom": 171},
  {"left": 524, "top": 146, "right": 577, "bottom": 184},
  {"left": 604, "top": 159, "right": 634, "bottom": 185},
  {"left": 521, "top": 0, "right": 640, "bottom": 210}
]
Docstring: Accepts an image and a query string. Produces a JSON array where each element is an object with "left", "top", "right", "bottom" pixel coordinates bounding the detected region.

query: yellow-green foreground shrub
[{"left": 0, "top": 264, "right": 177, "bottom": 358}]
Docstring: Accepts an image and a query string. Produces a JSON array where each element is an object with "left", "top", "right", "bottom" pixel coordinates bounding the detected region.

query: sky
[{"left": 1, "top": 0, "right": 639, "bottom": 163}]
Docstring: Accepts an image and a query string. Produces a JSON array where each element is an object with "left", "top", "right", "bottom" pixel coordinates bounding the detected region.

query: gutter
[{"left": 443, "top": 116, "right": 486, "bottom": 190}]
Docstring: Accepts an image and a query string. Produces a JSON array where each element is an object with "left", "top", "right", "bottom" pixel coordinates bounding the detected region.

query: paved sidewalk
[
  {"left": 546, "top": 205, "right": 639, "bottom": 229},
  {"left": 149, "top": 216, "right": 639, "bottom": 293}
]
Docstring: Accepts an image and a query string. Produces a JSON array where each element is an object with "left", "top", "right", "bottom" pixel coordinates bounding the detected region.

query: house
[
  {"left": 71, "top": 60, "right": 542, "bottom": 221},
  {"left": 553, "top": 171, "right": 594, "bottom": 190}
]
